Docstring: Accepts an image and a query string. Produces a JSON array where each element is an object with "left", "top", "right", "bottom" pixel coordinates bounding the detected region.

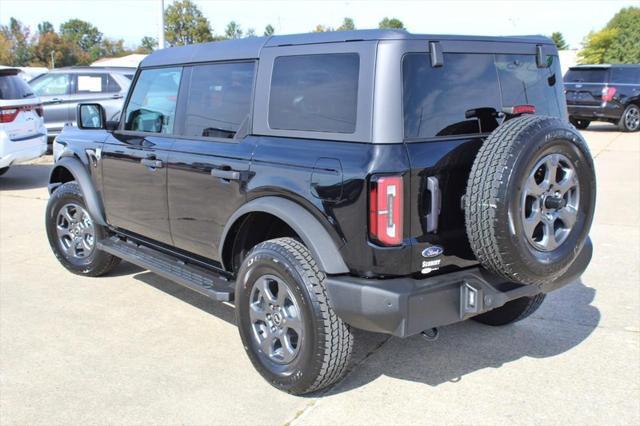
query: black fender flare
[
  {"left": 220, "top": 197, "right": 349, "bottom": 274},
  {"left": 48, "top": 155, "right": 107, "bottom": 226}
]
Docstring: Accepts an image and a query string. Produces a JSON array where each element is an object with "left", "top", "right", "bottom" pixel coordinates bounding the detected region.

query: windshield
[{"left": 564, "top": 68, "right": 608, "bottom": 83}]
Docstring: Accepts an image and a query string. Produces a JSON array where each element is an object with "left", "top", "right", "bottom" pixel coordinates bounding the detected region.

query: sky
[{"left": 0, "top": 0, "right": 637, "bottom": 49}]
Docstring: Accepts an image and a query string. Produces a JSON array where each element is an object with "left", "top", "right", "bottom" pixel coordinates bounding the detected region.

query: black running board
[{"left": 98, "top": 237, "right": 234, "bottom": 302}]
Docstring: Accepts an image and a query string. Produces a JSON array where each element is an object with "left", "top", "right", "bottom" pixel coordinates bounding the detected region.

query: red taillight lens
[
  {"left": 602, "top": 86, "right": 617, "bottom": 102},
  {"left": 503, "top": 105, "right": 536, "bottom": 115},
  {"left": 0, "top": 107, "right": 19, "bottom": 123},
  {"left": 369, "top": 175, "right": 403, "bottom": 246}
]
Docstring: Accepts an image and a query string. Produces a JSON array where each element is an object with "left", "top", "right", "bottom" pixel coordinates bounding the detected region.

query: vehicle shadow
[
  {"left": 0, "top": 163, "right": 52, "bottom": 191},
  {"left": 121, "top": 263, "right": 598, "bottom": 395},
  {"left": 584, "top": 123, "right": 619, "bottom": 132}
]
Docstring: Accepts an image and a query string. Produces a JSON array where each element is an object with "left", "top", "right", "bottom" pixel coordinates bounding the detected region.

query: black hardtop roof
[{"left": 140, "top": 29, "right": 554, "bottom": 68}]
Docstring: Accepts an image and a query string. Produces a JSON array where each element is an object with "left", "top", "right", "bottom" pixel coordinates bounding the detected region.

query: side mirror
[{"left": 77, "top": 103, "right": 106, "bottom": 130}]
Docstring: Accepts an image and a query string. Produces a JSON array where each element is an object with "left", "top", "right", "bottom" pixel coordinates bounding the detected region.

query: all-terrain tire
[
  {"left": 473, "top": 293, "right": 546, "bottom": 326},
  {"left": 235, "top": 237, "right": 353, "bottom": 395},
  {"left": 46, "top": 182, "right": 120, "bottom": 276},
  {"left": 465, "top": 115, "right": 596, "bottom": 285}
]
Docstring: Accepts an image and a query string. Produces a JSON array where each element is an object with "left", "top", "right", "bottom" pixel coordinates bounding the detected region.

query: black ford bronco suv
[
  {"left": 565, "top": 64, "right": 640, "bottom": 132},
  {"left": 46, "top": 30, "right": 596, "bottom": 395}
]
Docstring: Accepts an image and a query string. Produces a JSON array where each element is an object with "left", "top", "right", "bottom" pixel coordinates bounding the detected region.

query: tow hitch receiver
[{"left": 460, "top": 282, "right": 482, "bottom": 318}]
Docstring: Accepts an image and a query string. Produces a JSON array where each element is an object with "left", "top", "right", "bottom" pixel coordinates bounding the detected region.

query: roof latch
[{"left": 429, "top": 41, "right": 443, "bottom": 68}]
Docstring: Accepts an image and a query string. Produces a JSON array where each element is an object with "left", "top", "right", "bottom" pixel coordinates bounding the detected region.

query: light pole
[
  {"left": 50, "top": 51, "right": 55, "bottom": 69},
  {"left": 158, "top": 0, "right": 165, "bottom": 49}
]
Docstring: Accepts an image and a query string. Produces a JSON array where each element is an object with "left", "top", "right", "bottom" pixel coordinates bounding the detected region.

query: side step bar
[{"left": 97, "top": 237, "right": 235, "bottom": 302}]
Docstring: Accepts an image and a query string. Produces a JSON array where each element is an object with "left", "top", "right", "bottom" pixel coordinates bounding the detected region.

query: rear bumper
[
  {"left": 326, "top": 237, "right": 592, "bottom": 337},
  {"left": 567, "top": 103, "right": 622, "bottom": 121},
  {"left": 0, "top": 133, "right": 47, "bottom": 169}
]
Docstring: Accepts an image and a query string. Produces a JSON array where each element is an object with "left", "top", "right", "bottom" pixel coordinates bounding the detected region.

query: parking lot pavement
[{"left": 1, "top": 125, "right": 638, "bottom": 425}]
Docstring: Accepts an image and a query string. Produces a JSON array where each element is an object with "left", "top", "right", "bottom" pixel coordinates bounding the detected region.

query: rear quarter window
[
  {"left": 268, "top": 53, "right": 359, "bottom": 134},
  {"left": 0, "top": 74, "right": 35, "bottom": 100},
  {"left": 610, "top": 67, "right": 640, "bottom": 84}
]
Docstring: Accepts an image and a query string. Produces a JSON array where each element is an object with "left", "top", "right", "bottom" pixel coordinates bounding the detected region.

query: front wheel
[
  {"left": 235, "top": 238, "right": 353, "bottom": 395},
  {"left": 618, "top": 104, "right": 640, "bottom": 132},
  {"left": 45, "top": 182, "right": 120, "bottom": 276}
]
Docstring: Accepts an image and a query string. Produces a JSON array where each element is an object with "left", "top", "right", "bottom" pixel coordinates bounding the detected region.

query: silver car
[{"left": 28, "top": 67, "right": 135, "bottom": 140}]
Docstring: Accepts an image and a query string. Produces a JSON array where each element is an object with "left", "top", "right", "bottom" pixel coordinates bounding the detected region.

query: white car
[{"left": 0, "top": 68, "right": 47, "bottom": 176}]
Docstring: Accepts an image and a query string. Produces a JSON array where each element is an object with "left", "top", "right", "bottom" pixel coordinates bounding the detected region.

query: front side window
[
  {"left": 124, "top": 67, "right": 182, "bottom": 134},
  {"left": 269, "top": 53, "right": 359, "bottom": 133},
  {"left": 183, "top": 62, "right": 254, "bottom": 139},
  {"left": 30, "top": 73, "right": 70, "bottom": 96}
]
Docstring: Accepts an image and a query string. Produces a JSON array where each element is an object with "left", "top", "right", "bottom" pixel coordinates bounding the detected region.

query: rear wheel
[
  {"left": 618, "top": 104, "right": 640, "bottom": 132},
  {"left": 569, "top": 118, "right": 590, "bottom": 130},
  {"left": 45, "top": 182, "right": 120, "bottom": 276},
  {"left": 0, "top": 167, "right": 9, "bottom": 176},
  {"left": 473, "top": 294, "right": 546, "bottom": 326},
  {"left": 235, "top": 237, "right": 353, "bottom": 395}
]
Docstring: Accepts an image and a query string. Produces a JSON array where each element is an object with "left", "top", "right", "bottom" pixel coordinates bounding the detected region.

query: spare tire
[{"left": 465, "top": 115, "right": 596, "bottom": 285}]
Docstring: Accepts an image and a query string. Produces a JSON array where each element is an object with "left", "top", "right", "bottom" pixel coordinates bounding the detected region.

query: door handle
[
  {"left": 211, "top": 167, "right": 241, "bottom": 181},
  {"left": 140, "top": 158, "right": 163, "bottom": 169},
  {"left": 111, "top": 94, "right": 123, "bottom": 99},
  {"left": 45, "top": 98, "right": 63, "bottom": 104}
]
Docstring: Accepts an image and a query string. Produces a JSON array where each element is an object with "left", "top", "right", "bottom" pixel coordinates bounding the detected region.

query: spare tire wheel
[{"left": 465, "top": 115, "right": 596, "bottom": 285}]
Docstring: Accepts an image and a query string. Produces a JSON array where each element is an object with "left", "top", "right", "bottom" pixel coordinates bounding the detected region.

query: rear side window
[
  {"left": 30, "top": 73, "right": 70, "bottom": 96},
  {"left": 610, "top": 67, "right": 639, "bottom": 84},
  {"left": 269, "top": 53, "right": 359, "bottom": 133},
  {"left": 403, "top": 53, "right": 501, "bottom": 139},
  {"left": 0, "top": 74, "right": 35, "bottom": 100},
  {"left": 75, "top": 73, "right": 121, "bottom": 93},
  {"left": 183, "top": 62, "right": 254, "bottom": 139},
  {"left": 124, "top": 67, "right": 182, "bottom": 134},
  {"left": 495, "top": 54, "right": 561, "bottom": 116},
  {"left": 564, "top": 68, "right": 608, "bottom": 83}
]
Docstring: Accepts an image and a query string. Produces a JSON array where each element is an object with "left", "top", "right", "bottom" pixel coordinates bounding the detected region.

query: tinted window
[
  {"left": 610, "top": 67, "right": 639, "bottom": 84},
  {"left": 269, "top": 54, "right": 359, "bottom": 133},
  {"left": 183, "top": 62, "right": 254, "bottom": 139},
  {"left": 124, "top": 67, "right": 182, "bottom": 134},
  {"left": 30, "top": 73, "right": 70, "bottom": 96},
  {"left": 403, "top": 53, "right": 501, "bottom": 139},
  {"left": 495, "top": 54, "right": 561, "bottom": 116},
  {"left": 564, "top": 68, "right": 608, "bottom": 83},
  {"left": 75, "top": 73, "right": 120, "bottom": 93},
  {"left": 0, "top": 74, "right": 35, "bottom": 100},
  {"left": 124, "top": 74, "right": 134, "bottom": 80}
]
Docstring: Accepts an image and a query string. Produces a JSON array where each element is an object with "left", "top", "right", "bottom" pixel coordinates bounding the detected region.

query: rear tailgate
[{"left": 564, "top": 67, "right": 609, "bottom": 106}]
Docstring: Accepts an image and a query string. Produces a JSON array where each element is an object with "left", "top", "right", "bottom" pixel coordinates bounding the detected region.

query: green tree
[
  {"left": 0, "top": 18, "right": 32, "bottom": 66},
  {"left": 313, "top": 24, "right": 333, "bottom": 32},
  {"left": 550, "top": 32, "right": 569, "bottom": 50},
  {"left": 140, "top": 36, "right": 158, "bottom": 53},
  {"left": 245, "top": 28, "right": 256, "bottom": 37},
  {"left": 224, "top": 21, "right": 243, "bottom": 39},
  {"left": 164, "top": 0, "right": 213, "bottom": 46},
  {"left": 90, "top": 38, "right": 128, "bottom": 61},
  {"left": 578, "top": 28, "right": 619, "bottom": 64},
  {"left": 378, "top": 17, "right": 405, "bottom": 29},
  {"left": 337, "top": 17, "right": 356, "bottom": 31},
  {"left": 579, "top": 6, "right": 640, "bottom": 64},
  {"left": 60, "top": 19, "right": 103, "bottom": 51},
  {"left": 264, "top": 24, "right": 275, "bottom": 36},
  {"left": 37, "top": 21, "right": 55, "bottom": 34}
]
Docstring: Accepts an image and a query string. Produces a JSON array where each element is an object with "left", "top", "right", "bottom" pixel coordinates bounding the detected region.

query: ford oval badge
[{"left": 422, "top": 246, "right": 444, "bottom": 258}]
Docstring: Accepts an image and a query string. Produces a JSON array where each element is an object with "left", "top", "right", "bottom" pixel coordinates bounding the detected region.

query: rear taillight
[
  {"left": 369, "top": 175, "right": 403, "bottom": 246},
  {"left": 602, "top": 86, "right": 617, "bottom": 102},
  {"left": 0, "top": 107, "right": 19, "bottom": 123}
]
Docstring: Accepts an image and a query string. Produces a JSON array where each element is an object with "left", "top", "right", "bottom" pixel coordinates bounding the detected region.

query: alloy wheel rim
[
  {"left": 56, "top": 203, "right": 96, "bottom": 259},
  {"left": 521, "top": 153, "right": 580, "bottom": 252},
  {"left": 249, "top": 274, "right": 303, "bottom": 364},
  {"left": 625, "top": 106, "right": 640, "bottom": 131}
]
